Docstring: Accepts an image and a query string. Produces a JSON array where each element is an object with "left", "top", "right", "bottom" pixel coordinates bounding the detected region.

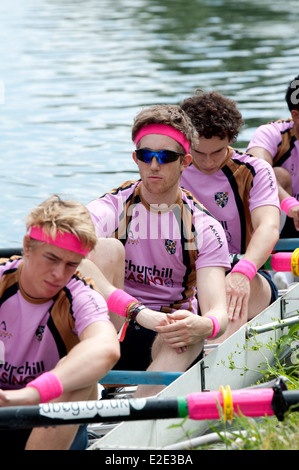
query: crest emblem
[
  {"left": 36, "top": 326, "right": 45, "bottom": 342},
  {"left": 215, "top": 192, "right": 228, "bottom": 208},
  {"left": 165, "top": 239, "right": 176, "bottom": 254}
]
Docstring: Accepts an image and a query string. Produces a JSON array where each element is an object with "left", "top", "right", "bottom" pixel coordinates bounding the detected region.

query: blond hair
[
  {"left": 131, "top": 104, "right": 198, "bottom": 151},
  {"left": 26, "top": 195, "right": 98, "bottom": 252}
]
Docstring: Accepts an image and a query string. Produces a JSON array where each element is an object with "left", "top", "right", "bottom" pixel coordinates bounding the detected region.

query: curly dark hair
[
  {"left": 285, "top": 74, "right": 299, "bottom": 112},
  {"left": 180, "top": 90, "right": 244, "bottom": 142}
]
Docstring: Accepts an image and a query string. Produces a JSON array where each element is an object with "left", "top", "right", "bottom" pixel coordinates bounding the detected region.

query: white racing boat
[{"left": 89, "top": 282, "right": 299, "bottom": 450}]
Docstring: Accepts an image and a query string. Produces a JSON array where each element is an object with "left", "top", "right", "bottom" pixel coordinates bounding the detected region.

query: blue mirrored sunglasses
[{"left": 135, "top": 148, "right": 185, "bottom": 164}]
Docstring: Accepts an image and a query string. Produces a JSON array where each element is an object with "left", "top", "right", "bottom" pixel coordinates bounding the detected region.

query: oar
[{"left": 0, "top": 378, "right": 298, "bottom": 430}]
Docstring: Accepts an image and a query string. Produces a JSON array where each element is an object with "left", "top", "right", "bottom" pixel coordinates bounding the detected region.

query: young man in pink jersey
[
  {"left": 86, "top": 104, "right": 231, "bottom": 398},
  {"left": 247, "top": 75, "right": 299, "bottom": 288},
  {"left": 0, "top": 195, "right": 120, "bottom": 450},
  {"left": 180, "top": 91, "right": 280, "bottom": 342},
  {"left": 247, "top": 74, "right": 299, "bottom": 239}
]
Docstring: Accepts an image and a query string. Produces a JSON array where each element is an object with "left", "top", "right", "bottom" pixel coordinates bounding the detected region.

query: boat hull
[{"left": 89, "top": 283, "right": 299, "bottom": 450}]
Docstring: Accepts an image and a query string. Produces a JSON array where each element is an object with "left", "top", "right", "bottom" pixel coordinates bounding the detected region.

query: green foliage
[
  {"left": 209, "top": 323, "right": 299, "bottom": 450},
  {"left": 173, "top": 321, "right": 299, "bottom": 450}
]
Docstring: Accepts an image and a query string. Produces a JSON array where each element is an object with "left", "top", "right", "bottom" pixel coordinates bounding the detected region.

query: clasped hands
[{"left": 135, "top": 308, "right": 211, "bottom": 354}]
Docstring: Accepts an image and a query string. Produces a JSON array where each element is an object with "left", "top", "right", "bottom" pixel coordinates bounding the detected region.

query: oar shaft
[
  {"left": 0, "top": 396, "right": 185, "bottom": 430},
  {"left": 1, "top": 389, "right": 299, "bottom": 430}
]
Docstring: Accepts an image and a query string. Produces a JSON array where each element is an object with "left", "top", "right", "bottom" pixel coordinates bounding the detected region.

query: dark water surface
[{"left": 1, "top": 0, "right": 299, "bottom": 246}]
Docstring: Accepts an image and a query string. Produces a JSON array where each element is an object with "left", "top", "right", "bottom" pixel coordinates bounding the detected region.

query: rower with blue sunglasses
[{"left": 84, "top": 104, "right": 231, "bottom": 398}]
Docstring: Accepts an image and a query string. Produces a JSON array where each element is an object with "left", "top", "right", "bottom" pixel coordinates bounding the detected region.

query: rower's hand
[
  {"left": 136, "top": 309, "right": 186, "bottom": 353},
  {"left": 0, "top": 386, "right": 40, "bottom": 407},
  {"left": 135, "top": 308, "right": 170, "bottom": 331},
  {"left": 225, "top": 272, "right": 250, "bottom": 321},
  {"left": 155, "top": 310, "right": 211, "bottom": 351},
  {"left": 288, "top": 205, "right": 299, "bottom": 231}
]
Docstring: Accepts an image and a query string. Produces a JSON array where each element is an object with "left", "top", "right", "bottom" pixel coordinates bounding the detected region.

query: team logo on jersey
[
  {"left": 127, "top": 230, "right": 139, "bottom": 245},
  {"left": 35, "top": 326, "right": 45, "bottom": 342},
  {"left": 215, "top": 192, "right": 228, "bottom": 208},
  {"left": 0, "top": 321, "right": 12, "bottom": 340},
  {"left": 165, "top": 239, "right": 176, "bottom": 254}
]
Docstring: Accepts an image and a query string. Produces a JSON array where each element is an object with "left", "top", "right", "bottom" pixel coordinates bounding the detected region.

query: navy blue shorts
[
  {"left": 258, "top": 269, "right": 278, "bottom": 303},
  {"left": 280, "top": 216, "right": 299, "bottom": 239},
  {"left": 0, "top": 424, "right": 88, "bottom": 450},
  {"left": 114, "top": 323, "right": 156, "bottom": 371}
]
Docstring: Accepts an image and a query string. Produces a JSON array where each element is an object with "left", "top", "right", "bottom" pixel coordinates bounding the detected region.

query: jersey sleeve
[
  {"left": 194, "top": 211, "right": 231, "bottom": 270},
  {"left": 246, "top": 122, "right": 281, "bottom": 158},
  {"left": 68, "top": 276, "right": 111, "bottom": 337},
  {"left": 248, "top": 158, "right": 280, "bottom": 212}
]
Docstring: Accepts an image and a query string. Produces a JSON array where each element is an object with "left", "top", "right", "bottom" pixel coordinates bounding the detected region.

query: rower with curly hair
[{"left": 180, "top": 91, "right": 280, "bottom": 342}]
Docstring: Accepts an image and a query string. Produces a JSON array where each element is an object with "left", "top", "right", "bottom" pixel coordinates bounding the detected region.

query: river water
[{"left": 1, "top": 0, "right": 299, "bottom": 247}]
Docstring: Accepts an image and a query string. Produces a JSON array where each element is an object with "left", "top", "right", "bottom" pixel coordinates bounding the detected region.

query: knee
[
  {"left": 274, "top": 167, "right": 292, "bottom": 193},
  {"left": 91, "top": 238, "right": 125, "bottom": 268}
]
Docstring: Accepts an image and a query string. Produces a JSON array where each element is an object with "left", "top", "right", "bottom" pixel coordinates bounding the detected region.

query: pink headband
[
  {"left": 29, "top": 226, "right": 90, "bottom": 256},
  {"left": 135, "top": 124, "right": 190, "bottom": 154}
]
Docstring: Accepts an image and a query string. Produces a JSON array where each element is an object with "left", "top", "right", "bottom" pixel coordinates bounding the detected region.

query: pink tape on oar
[
  {"left": 187, "top": 388, "right": 274, "bottom": 420},
  {"left": 270, "top": 252, "right": 292, "bottom": 272}
]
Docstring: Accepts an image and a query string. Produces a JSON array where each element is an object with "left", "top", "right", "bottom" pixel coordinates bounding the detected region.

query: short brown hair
[
  {"left": 131, "top": 104, "right": 198, "bottom": 152},
  {"left": 181, "top": 90, "right": 244, "bottom": 142}
]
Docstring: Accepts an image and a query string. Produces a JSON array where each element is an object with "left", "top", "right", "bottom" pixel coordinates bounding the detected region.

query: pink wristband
[
  {"left": 106, "top": 289, "right": 137, "bottom": 317},
  {"left": 206, "top": 315, "right": 220, "bottom": 339},
  {"left": 26, "top": 372, "right": 63, "bottom": 403},
  {"left": 280, "top": 197, "right": 299, "bottom": 215},
  {"left": 231, "top": 259, "right": 257, "bottom": 281}
]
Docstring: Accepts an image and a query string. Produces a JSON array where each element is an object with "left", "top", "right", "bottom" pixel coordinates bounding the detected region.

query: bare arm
[
  {"left": 155, "top": 266, "right": 228, "bottom": 349},
  {"left": 51, "top": 321, "right": 120, "bottom": 391},
  {"left": 247, "top": 146, "right": 273, "bottom": 165},
  {"left": 248, "top": 147, "right": 296, "bottom": 203},
  {"left": 226, "top": 205, "right": 280, "bottom": 319},
  {"left": 243, "top": 205, "right": 280, "bottom": 266}
]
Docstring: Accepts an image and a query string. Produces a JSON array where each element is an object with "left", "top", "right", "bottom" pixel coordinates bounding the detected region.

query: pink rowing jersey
[
  {"left": 0, "top": 257, "right": 110, "bottom": 390},
  {"left": 247, "top": 119, "right": 299, "bottom": 199},
  {"left": 180, "top": 148, "right": 279, "bottom": 254},
  {"left": 87, "top": 180, "right": 230, "bottom": 314}
]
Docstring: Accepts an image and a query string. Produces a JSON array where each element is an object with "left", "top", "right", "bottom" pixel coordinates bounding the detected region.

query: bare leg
[{"left": 133, "top": 335, "right": 204, "bottom": 398}]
